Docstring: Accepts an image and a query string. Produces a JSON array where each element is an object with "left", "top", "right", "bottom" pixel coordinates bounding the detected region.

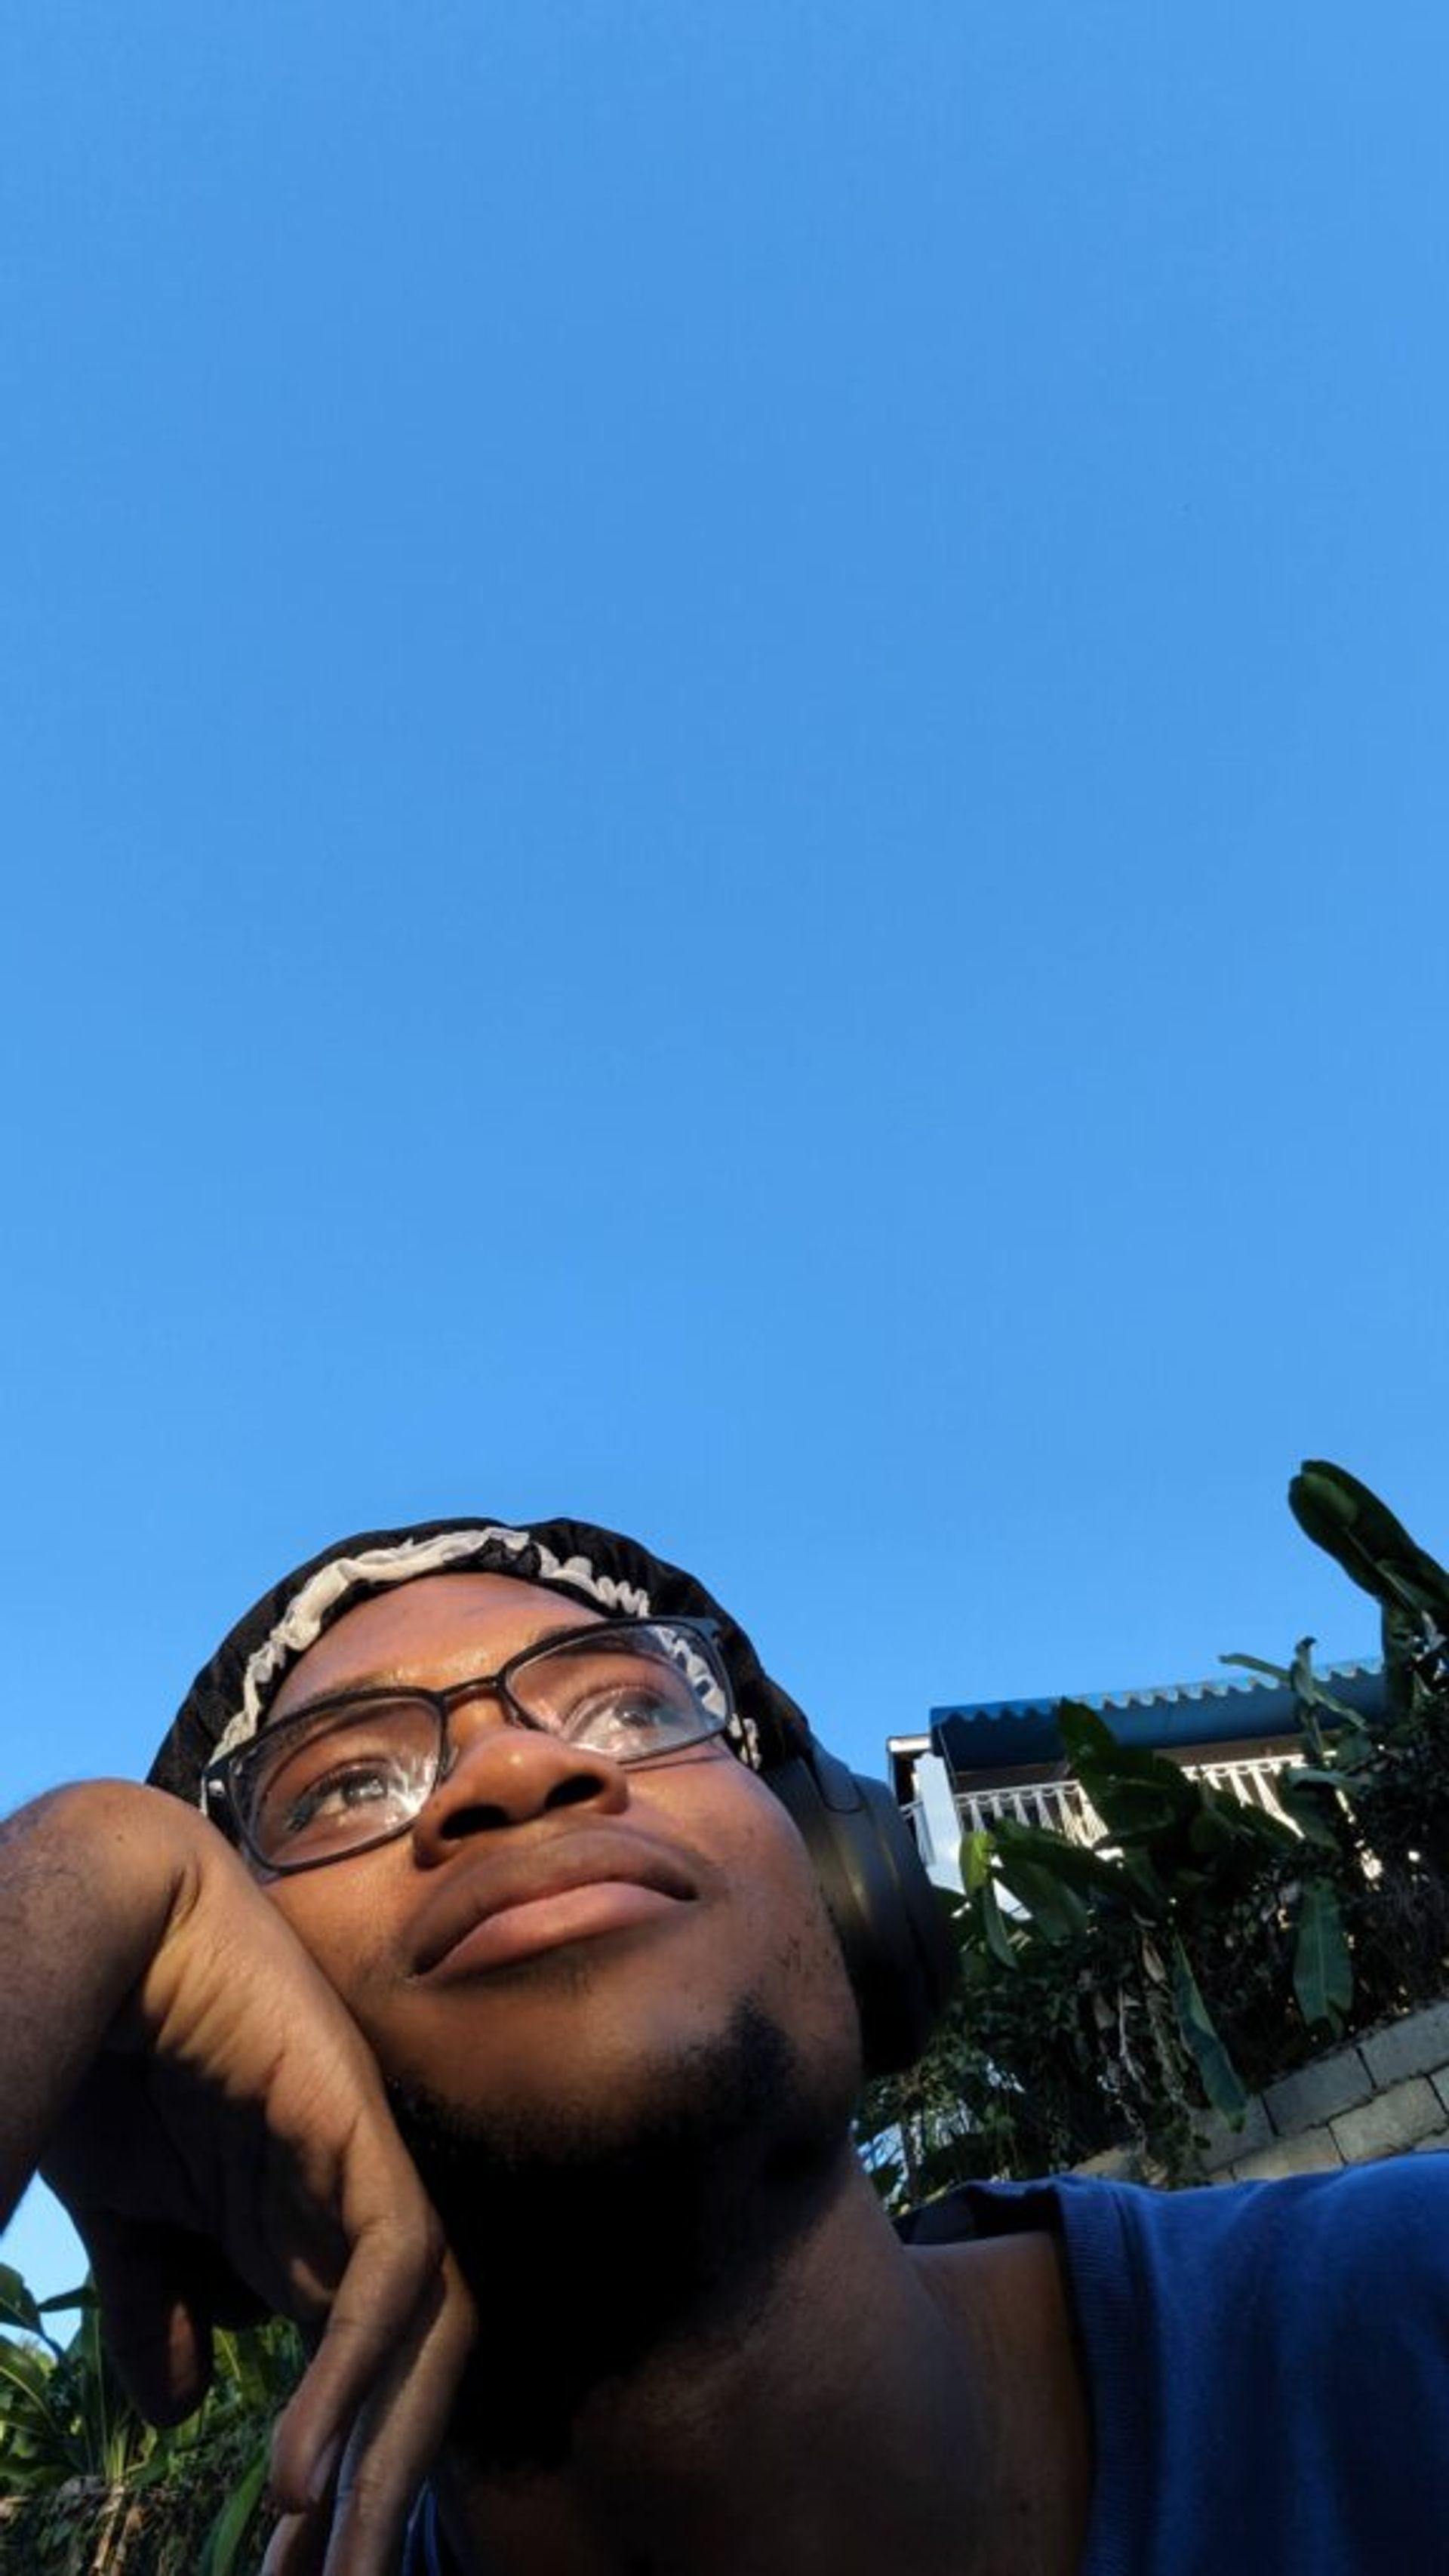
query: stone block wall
[{"left": 1081, "top": 1996, "right": 1449, "bottom": 2185}]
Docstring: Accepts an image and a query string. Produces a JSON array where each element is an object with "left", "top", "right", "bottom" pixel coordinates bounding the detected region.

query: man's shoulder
[
  {"left": 902, "top": 2153, "right": 1449, "bottom": 2339},
  {"left": 903, "top": 2156, "right": 1449, "bottom": 2575},
  {"left": 900, "top": 2145, "right": 1449, "bottom": 2237}
]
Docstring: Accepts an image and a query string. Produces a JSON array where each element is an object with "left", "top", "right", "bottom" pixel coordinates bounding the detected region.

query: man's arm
[
  {"left": 0, "top": 1784, "right": 199, "bottom": 2227},
  {"left": 0, "top": 1781, "right": 473, "bottom": 2576}
]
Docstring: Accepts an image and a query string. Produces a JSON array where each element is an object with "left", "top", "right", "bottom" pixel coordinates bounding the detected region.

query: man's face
[{"left": 257, "top": 1574, "right": 861, "bottom": 2165}]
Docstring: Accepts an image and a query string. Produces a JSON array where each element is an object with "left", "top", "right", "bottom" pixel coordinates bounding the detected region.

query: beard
[{"left": 385, "top": 1993, "right": 854, "bottom": 2475}]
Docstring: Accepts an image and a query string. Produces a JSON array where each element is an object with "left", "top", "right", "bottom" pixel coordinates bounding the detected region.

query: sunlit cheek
[{"left": 260, "top": 1876, "right": 392, "bottom": 2011}]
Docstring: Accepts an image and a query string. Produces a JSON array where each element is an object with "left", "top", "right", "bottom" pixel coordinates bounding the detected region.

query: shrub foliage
[
  {"left": 0, "top": 2267, "right": 300, "bottom": 2575},
  {"left": 860, "top": 1461, "right": 1449, "bottom": 2196}
]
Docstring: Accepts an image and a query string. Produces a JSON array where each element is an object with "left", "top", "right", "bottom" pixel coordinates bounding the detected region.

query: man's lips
[{"left": 408, "top": 1829, "right": 700, "bottom": 1980}]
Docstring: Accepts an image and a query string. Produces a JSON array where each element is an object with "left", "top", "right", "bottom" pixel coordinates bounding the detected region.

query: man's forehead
[
  {"left": 150, "top": 1515, "right": 803, "bottom": 1798},
  {"left": 267, "top": 1574, "right": 604, "bottom": 1720}
]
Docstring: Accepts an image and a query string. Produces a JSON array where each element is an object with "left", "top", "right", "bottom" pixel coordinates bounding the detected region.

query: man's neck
[{"left": 432, "top": 2169, "right": 1091, "bottom": 2576}]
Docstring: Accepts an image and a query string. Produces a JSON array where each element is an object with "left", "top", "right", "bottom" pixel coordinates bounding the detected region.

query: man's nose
[{"left": 411, "top": 1705, "right": 629, "bottom": 1859}]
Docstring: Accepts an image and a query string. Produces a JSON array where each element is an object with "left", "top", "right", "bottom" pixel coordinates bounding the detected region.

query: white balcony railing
[{"left": 952, "top": 1750, "right": 1303, "bottom": 1848}]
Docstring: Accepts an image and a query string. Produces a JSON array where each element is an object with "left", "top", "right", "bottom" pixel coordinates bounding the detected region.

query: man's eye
[
  {"left": 570, "top": 1688, "right": 677, "bottom": 1753},
  {"left": 281, "top": 1759, "right": 399, "bottom": 1836}
]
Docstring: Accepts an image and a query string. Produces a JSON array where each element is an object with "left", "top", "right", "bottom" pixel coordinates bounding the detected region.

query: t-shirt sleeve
[{"left": 1051, "top": 2156, "right": 1449, "bottom": 2576}]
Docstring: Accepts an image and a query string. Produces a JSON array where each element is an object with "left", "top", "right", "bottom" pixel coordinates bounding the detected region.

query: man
[{"left": 3, "top": 1513, "right": 1447, "bottom": 2576}]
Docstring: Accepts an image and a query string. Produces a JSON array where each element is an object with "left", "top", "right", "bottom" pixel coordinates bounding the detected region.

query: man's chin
[
  {"left": 382, "top": 1999, "right": 854, "bottom": 2473},
  {"left": 384, "top": 1993, "right": 807, "bottom": 2236}
]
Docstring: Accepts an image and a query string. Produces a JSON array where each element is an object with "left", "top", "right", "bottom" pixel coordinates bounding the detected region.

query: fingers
[
  {"left": 261, "top": 2501, "right": 331, "bottom": 2576},
  {"left": 268, "top": 2186, "right": 444, "bottom": 2504},
  {"left": 322, "top": 2253, "right": 475, "bottom": 2576},
  {"left": 266, "top": 2251, "right": 475, "bottom": 2576},
  {"left": 84, "top": 2216, "right": 214, "bottom": 2424},
  {"left": 256, "top": 2057, "right": 475, "bottom": 2573}
]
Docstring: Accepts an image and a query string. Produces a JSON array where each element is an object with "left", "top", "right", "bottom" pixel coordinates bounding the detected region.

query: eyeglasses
[{"left": 202, "top": 1616, "right": 734, "bottom": 1875}]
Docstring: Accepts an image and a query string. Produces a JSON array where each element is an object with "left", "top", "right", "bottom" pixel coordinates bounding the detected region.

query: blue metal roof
[{"left": 931, "top": 1658, "right": 1385, "bottom": 1771}]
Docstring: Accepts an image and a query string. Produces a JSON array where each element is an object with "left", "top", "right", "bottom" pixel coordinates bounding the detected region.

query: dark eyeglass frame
[{"left": 201, "top": 1614, "right": 734, "bottom": 1876}]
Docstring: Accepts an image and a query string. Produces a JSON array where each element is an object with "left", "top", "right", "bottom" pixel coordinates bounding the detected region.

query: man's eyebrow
[
  {"left": 266, "top": 1667, "right": 437, "bottom": 1725},
  {"left": 264, "top": 1623, "right": 601, "bottom": 1726}
]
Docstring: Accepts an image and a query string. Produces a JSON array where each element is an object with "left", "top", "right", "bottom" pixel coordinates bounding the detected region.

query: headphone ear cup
[{"left": 767, "top": 1748, "right": 958, "bottom": 2079}]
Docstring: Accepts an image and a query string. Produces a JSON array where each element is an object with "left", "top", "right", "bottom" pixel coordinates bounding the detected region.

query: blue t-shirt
[
  {"left": 406, "top": 2159, "right": 1449, "bottom": 2572},
  {"left": 901, "top": 2157, "right": 1449, "bottom": 2574}
]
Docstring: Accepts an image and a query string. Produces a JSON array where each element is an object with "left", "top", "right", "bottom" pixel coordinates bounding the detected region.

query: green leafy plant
[
  {"left": 0, "top": 2264, "right": 302, "bottom": 2576},
  {"left": 860, "top": 1460, "right": 1449, "bottom": 2198}
]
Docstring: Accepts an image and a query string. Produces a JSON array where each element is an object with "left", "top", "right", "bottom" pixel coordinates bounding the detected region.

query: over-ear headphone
[{"left": 764, "top": 1741, "right": 959, "bottom": 2076}]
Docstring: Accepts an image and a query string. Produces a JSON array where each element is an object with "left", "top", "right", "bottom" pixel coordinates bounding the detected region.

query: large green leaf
[
  {"left": 1380, "top": 1600, "right": 1423, "bottom": 1723},
  {"left": 1056, "top": 1703, "right": 1199, "bottom": 1840},
  {"left": 0, "top": 2336, "right": 61, "bottom": 2411},
  {"left": 1186, "top": 1798, "right": 1297, "bottom": 1863},
  {"left": 1289, "top": 1636, "right": 1367, "bottom": 1728},
  {"left": 0, "top": 2265, "right": 48, "bottom": 2346},
  {"left": 1292, "top": 1878, "right": 1354, "bottom": 2035},
  {"left": 1218, "top": 1650, "right": 1292, "bottom": 1688},
  {"left": 1290, "top": 1460, "right": 1449, "bottom": 1627},
  {"left": 36, "top": 2284, "right": 95, "bottom": 2316},
  {"left": 211, "top": 2317, "right": 303, "bottom": 2418},
  {"left": 1169, "top": 1935, "right": 1247, "bottom": 2122},
  {"left": 990, "top": 1817, "right": 1139, "bottom": 1908},
  {"left": 977, "top": 1876, "right": 1020, "bottom": 1970},
  {"left": 1220, "top": 1644, "right": 1364, "bottom": 1731},
  {"left": 1114, "top": 1846, "right": 1169, "bottom": 1911},
  {"left": 961, "top": 1828, "right": 995, "bottom": 1895},
  {"left": 196, "top": 2441, "right": 272, "bottom": 2576},
  {"left": 1272, "top": 1774, "right": 1346, "bottom": 1852},
  {"left": 0, "top": 2332, "right": 74, "bottom": 2485},
  {"left": 990, "top": 1851, "right": 1090, "bottom": 1943}
]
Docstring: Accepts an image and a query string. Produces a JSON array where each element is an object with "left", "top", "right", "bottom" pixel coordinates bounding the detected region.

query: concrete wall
[{"left": 1081, "top": 1996, "right": 1449, "bottom": 2185}]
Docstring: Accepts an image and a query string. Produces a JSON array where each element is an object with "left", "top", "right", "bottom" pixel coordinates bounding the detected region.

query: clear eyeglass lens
[
  {"left": 512, "top": 1623, "right": 730, "bottom": 1759},
  {"left": 242, "top": 1624, "right": 730, "bottom": 1866},
  {"left": 248, "top": 1701, "right": 439, "bottom": 1865}
]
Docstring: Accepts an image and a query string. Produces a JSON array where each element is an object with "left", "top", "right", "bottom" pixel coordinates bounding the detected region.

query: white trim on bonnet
[{"left": 208, "top": 1526, "right": 654, "bottom": 1774}]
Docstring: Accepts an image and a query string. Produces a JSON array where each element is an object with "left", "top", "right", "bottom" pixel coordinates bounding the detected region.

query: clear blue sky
[{"left": 5, "top": 1, "right": 1449, "bottom": 2297}]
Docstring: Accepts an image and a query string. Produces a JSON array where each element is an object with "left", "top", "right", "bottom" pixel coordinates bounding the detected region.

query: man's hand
[{"left": 1, "top": 1781, "right": 473, "bottom": 2576}]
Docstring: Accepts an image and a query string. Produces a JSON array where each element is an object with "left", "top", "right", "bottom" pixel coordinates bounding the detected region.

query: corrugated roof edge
[{"left": 930, "top": 1656, "right": 1383, "bottom": 1731}]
